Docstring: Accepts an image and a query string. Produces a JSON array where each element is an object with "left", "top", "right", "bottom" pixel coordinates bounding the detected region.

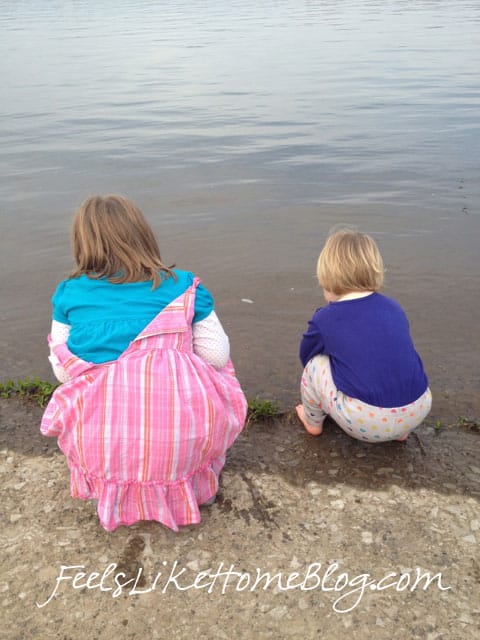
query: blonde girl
[
  {"left": 297, "top": 228, "right": 431, "bottom": 442},
  {"left": 41, "top": 195, "right": 247, "bottom": 531}
]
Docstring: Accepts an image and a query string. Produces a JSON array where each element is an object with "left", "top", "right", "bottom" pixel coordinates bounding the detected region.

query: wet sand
[
  {"left": 1, "top": 200, "right": 479, "bottom": 422},
  {"left": 1, "top": 398, "right": 479, "bottom": 639}
]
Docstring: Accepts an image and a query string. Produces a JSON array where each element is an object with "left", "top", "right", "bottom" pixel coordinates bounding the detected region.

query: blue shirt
[
  {"left": 52, "top": 270, "right": 214, "bottom": 364},
  {"left": 299, "top": 292, "right": 429, "bottom": 407}
]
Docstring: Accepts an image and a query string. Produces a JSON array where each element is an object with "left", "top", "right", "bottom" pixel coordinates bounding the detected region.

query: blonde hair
[
  {"left": 71, "top": 194, "right": 175, "bottom": 288},
  {"left": 316, "top": 228, "right": 384, "bottom": 295}
]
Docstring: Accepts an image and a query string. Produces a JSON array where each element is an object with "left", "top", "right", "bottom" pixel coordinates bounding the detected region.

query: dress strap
[{"left": 129, "top": 277, "right": 201, "bottom": 342}]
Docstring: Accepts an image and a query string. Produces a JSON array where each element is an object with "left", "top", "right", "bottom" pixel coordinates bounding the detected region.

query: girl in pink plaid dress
[{"left": 41, "top": 195, "right": 247, "bottom": 531}]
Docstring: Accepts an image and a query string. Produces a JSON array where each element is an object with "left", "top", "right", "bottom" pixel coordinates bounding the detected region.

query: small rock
[
  {"left": 470, "top": 520, "right": 479, "bottom": 532},
  {"left": 458, "top": 612, "right": 474, "bottom": 625},
  {"left": 445, "top": 505, "right": 462, "bottom": 515},
  {"left": 469, "top": 465, "right": 480, "bottom": 475},
  {"left": 331, "top": 500, "right": 345, "bottom": 511},
  {"left": 462, "top": 535, "right": 476, "bottom": 544},
  {"left": 67, "top": 530, "right": 81, "bottom": 539},
  {"left": 361, "top": 531, "right": 373, "bottom": 545},
  {"left": 298, "top": 598, "right": 309, "bottom": 611},
  {"left": 268, "top": 606, "right": 288, "bottom": 620},
  {"left": 10, "top": 514, "right": 21, "bottom": 523}
]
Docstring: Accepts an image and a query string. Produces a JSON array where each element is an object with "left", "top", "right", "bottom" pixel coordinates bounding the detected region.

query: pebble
[
  {"left": 10, "top": 514, "right": 21, "bottom": 523},
  {"left": 442, "top": 483, "right": 457, "bottom": 490},
  {"left": 462, "top": 535, "right": 476, "bottom": 544},
  {"left": 459, "top": 612, "right": 474, "bottom": 625},
  {"left": 268, "top": 606, "right": 288, "bottom": 620},
  {"left": 445, "top": 506, "right": 462, "bottom": 516},
  {"left": 330, "top": 500, "right": 345, "bottom": 511},
  {"left": 361, "top": 531, "right": 373, "bottom": 545},
  {"left": 297, "top": 598, "right": 309, "bottom": 611},
  {"left": 470, "top": 520, "right": 479, "bottom": 532}
]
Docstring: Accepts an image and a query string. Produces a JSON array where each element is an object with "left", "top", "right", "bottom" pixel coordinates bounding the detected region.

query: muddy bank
[{"left": 1, "top": 397, "right": 479, "bottom": 639}]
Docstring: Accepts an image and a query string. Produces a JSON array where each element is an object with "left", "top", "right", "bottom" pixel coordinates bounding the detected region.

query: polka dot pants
[{"left": 300, "top": 355, "right": 432, "bottom": 443}]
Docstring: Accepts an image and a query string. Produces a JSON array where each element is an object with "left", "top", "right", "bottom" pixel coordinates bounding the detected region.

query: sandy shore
[{"left": 1, "top": 396, "right": 479, "bottom": 639}]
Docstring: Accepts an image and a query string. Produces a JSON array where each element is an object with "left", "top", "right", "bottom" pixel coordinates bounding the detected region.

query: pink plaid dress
[{"left": 41, "top": 278, "right": 247, "bottom": 531}]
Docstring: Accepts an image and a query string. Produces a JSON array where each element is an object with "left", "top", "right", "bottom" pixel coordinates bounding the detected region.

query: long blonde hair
[
  {"left": 317, "top": 228, "right": 384, "bottom": 295},
  {"left": 71, "top": 194, "right": 175, "bottom": 288}
]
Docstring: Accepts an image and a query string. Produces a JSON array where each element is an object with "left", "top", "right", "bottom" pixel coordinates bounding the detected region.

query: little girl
[
  {"left": 297, "top": 228, "right": 432, "bottom": 443},
  {"left": 41, "top": 194, "right": 247, "bottom": 531}
]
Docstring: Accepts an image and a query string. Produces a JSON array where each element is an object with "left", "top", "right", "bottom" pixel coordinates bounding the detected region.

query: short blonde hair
[
  {"left": 71, "top": 194, "right": 175, "bottom": 288},
  {"left": 316, "top": 228, "right": 384, "bottom": 295}
]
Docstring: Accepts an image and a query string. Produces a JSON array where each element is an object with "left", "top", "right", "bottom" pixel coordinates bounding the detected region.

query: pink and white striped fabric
[{"left": 41, "top": 278, "right": 247, "bottom": 531}]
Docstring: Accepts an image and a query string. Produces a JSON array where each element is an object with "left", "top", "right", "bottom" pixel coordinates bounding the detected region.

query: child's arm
[
  {"left": 192, "top": 311, "right": 230, "bottom": 370},
  {"left": 299, "top": 310, "right": 326, "bottom": 367},
  {"left": 48, "top": 320, "right": 72, "bottom": 383}
]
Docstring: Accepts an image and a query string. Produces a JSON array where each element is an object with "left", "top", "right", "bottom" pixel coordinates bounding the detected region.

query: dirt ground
[{"left": 1, "top": 397, "right": 479, "bottom": 640}]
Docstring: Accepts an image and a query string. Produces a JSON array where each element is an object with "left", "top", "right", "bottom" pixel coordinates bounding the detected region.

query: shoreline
[
  {"left": 1, "top": 375, "right": 479, "bottom": 430},
  {"left": 2, "top": 204, "right": 480, "bottom": 424}
]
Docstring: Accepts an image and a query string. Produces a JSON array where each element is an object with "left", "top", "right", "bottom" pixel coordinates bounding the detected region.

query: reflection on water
[
  {"left": 1, "top": 0, "right": 479, "bottom": 217},
  {"left": 1, "top": 1, "right": 480, "bottom": 404}
]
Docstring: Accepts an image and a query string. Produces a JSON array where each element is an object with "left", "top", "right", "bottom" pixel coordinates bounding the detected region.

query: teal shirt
[{"left": 52, "top": 270, "right": 214, "bottom": 364}]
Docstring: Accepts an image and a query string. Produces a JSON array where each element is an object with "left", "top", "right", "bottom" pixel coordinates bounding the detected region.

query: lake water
[{"left": 1, "top": 1, "right": 479, "bottom": 415}]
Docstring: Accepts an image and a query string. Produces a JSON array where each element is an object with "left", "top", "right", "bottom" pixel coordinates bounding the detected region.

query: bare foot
[{"left": 296, "top": 404, "right": 324, "bottom": 436}]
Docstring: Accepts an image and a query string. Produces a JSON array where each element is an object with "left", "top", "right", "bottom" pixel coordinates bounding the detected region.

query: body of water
[{"left": 1, "top": 1, "right": 479, "bottom": 415}]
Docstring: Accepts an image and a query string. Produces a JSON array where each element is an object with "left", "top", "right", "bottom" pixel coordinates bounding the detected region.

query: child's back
[
  {"left": 297, "top": 228, "right": 431, "bottom": 442},
  {"left": 41, "top": 195, "right": 247, "bottom": 531},
  {"left": 300, "top": 291, "right": 428, "bottom": 408}
]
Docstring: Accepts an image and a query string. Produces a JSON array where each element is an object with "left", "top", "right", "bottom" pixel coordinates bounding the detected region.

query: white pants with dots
[{"left": 300, "top": 355, "right": 432, "bottom": 443}]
